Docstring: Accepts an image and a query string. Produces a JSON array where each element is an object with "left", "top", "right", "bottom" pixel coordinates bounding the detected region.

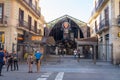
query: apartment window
[
  {"left": 39, "top": 29, "right": 41, "bottom": 35},
  {"left": 29, "top": 0, "right": 32, "bottom": 5},
  {"left": 99, "top": 37, "right": 103, "bottom": 42},
  {"left": 95, "top": 21, "right": 98, "bottom": 32},
  {"left": 105, "top": 34, "right": 109, "bottom": 40},
  {"left": 28, "top": 15, "right": 32, "bottom": 30},
  {"left": 34, "top": 20, "right": 37, "bottom": 32},
  {"left": 0, "top": 3, "right": 4, "bottom": 23},
  {"left": 19, "top": 8, "right": 24, "bottom": 25},
  {"left": 104, "top": 7, "right": 109, "bottom": 26},
  {"left": 119, "top": 1, "right": 120, "bottom": 14},
  {"left": 35, "top": 1, "right": 37, "bottom": 9}
]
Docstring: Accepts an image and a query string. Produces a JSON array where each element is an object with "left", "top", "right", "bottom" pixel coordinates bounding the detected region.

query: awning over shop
[
  {"left": 76, "top": 36, "right": 98, "bottom": 46},
  {"left": 41, "top": 36, "right": 55, "bottom": 46}
]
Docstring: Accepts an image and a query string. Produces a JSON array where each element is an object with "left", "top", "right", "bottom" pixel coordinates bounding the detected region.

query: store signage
[
  {"left": 17, "top": 37, "right": 24, "bottom": 40},
  {"left": 118, "top": 32, "right": 120, "bottom": 37},
  {"left": 0, "top": 33, "right": 5, "bottom": 43},
  {"left": 31, "top": 36, "right": 42, "bottom": 41}
]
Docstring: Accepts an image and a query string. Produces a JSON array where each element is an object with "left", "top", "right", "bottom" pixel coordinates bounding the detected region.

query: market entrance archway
[
  {"left": 49, "top": 17, "right": 84, "bottom": 55},
  {"left": 49, "top": 17, "right": 84, "bottom": 41}
]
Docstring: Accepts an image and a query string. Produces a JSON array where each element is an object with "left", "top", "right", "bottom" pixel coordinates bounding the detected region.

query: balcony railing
[
  {"left": 91, "top": 0, "right": 108, "bottom": 17},
  {"left": 36, "top": 29, "right": 41, "bottom": 35},
  {"left": 19, "top": 20, "right": 29, "bottom": 30},
  {"left": 23, "top": 0, "right": 41, "bottom": 17},
  {"left": 31, "top": 25, "right": 34, "bottom": 32},
  {"left": 96, "top": 0, "right": 104, "bottom": 11},
  {"left": 97, "top": 19, "right": 109, "bottom": 33},
  {"left": 31, "top": 25, "right": 38, "bottom": 33},
  {"left": 117, "top": 15, "right": 120, "bottom": 26},
  {"left": 18, "top": 20, "right": 39, "bottom": 34},
  {"left": 0, "top": 16, "right": 7, "bottom": 25},
  {"left": 0, "top": 18, "right": 3, "bottom": 24}
]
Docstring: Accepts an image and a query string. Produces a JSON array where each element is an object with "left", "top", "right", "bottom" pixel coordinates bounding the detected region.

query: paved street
[{"left": 0, "top": 55, "right": 120, "bottom": 80}]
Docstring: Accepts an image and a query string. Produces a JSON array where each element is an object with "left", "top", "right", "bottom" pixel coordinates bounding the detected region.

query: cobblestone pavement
[{"left": 0, "top": 55, "right": 120, "bottom": 80}]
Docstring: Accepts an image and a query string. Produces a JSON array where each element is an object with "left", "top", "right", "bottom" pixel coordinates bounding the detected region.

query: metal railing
[
  {"left": 18, "top": 20, "right": 39, "bottom": 34},
  {"left": 0, "top": 16, "right": 7, "bottom": 24},
  {"left": 99, "top": 19, "right": 109, "bottom": 30},
  {"left": 31, "top": 25, "right": 35, "bottom": 32},
  {"left": 91, "top": 0, "right": 108, "bottom": 16},
  {"left": 0, "top": 18, "right": 3, "bottom": 24},
  {"left": 117, "top": 15, "right": 120, "bottom": 24},
  {"left": 19, "top": 20, "right": 29, "bottom": 30},
  {"left": 96, "top": 0, "right": 104, "bottom": 11},
  {"left": 31, "top": 25, "right": 37, "bottom": 33},
  {"left": 36, "top": 29, "right": 41, "bottom": 35},
  {"left": 23, "top": 0, "right": 41, "bottom": 17}
]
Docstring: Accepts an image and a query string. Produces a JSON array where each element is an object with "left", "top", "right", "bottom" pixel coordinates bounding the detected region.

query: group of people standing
[
  {"left": 0, "top": 48, "right": 18, "bottom": 76},
  {"left": 6, "top": 51, "right": 19, "bottom": 71},
  {"left": 27, "top": 51, "right": 43, "bottom": 73},
  {"left": 0, "top": 48, "right": 43, "bottom": 76},
  {"left": 58, "top": 48, "right": 66, "bottom": 56}
]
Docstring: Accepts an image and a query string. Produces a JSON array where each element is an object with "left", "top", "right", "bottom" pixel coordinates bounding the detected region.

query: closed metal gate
[{"left": 98, "top": 43, "right": 113, "bottom": 62}]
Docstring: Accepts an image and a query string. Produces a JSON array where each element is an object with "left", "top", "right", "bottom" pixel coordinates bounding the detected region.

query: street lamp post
[
  {"left": 43, "top": 24, "right": 47, "bottom": 62},
  {"left": 77, "top": 28, "right": 80, "bottom": 39}
]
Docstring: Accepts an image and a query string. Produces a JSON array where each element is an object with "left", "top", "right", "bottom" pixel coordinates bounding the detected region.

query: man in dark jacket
[
  {"left": 0, "top": 48, "right": 4, "bottom": 76},
  {"left": 7, "top": 53, "right": 13, "bottom": 71},
  {"left": 12, "top": 51, "right": 18, "bottom": 71}
]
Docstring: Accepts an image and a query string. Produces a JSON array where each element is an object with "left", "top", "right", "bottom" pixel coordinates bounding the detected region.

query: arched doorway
[
  {"left": 49, "top": 17, "right": 84, "bottom": 41},
  {"left": 49, "top": 17, "right": 84, "bottom": 55}
]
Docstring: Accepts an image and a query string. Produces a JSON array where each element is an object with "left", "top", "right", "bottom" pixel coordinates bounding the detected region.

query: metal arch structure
[
  {"left": 46, "top": 15, "right": 89, "bottom": 41},
  {"left": 43, "top": 15, "right": 90, "bottom": 55},
  {"left": 47, "top": 15, "right": 87, "bottom": 27}
]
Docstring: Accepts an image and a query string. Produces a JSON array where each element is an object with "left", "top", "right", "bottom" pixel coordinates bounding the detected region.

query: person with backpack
[
  {"left": 34, "top": 51, "right": 42, "bottom": 73},
  {"left": 0, "top": 48, "right": 4, "bottom": 76},
  {"left": 27, "top": 53, "right": 34, "bottom": 73},
  {"left": 12, "top": 51, "right": 18, "bottom": 71}
]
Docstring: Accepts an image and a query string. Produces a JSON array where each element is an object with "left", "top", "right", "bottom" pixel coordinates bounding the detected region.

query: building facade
[
  {"left": 0, "top": 0, "right": 45, "bottom": 58},
  {"left": 89, "top": 0, "right": 120, "bottom": 64}
]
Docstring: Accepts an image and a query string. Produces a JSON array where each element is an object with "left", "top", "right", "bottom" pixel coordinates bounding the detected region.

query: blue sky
[{"left": 40, "top": 0, "right": 93, "bottom": 23}]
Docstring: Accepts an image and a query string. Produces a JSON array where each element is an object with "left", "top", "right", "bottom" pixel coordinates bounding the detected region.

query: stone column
[{"left": 110, "top": 0, "right": 120, "bottom": 64}]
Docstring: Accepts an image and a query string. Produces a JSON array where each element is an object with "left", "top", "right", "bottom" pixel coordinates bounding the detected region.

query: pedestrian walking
[
  {"left": 3, "top": 50, "right": 7, "bottom": 65},
  {"left": 27, "top": 53, "right": 34, "bottom": 73},
  {"left": 61, "top": 49, "right": 64, "bottom": 57},
  {"left": 55, "top": 47, "right": 58, "bottom": 55},
  {"left": 58, "top": 48, "right": 62, "bottom": 56},
  {"left": 73, "top": 49, "right": 77, "bottom": 59},
  {"left": 77, "top": 49, "right": 80, "bottom": 62},
  {"left": 34, "top": 51, "right": 42, "bottom": 73},
  {"left": 7, "top": 53, "right": 13, "bottom": 71},
  {"left": 63, "top": 48, "right": 66, "bottom": 55},
  {"left": 0, "top": 48, "right": 5, "bottom": 76},
  {"left": 12, "top": 51, "right": 18, "bottom": 71}
]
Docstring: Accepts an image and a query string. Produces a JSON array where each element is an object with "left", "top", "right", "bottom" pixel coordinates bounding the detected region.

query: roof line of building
[{"left": 47, "top": 14, "right": 87, "bottom": 24}]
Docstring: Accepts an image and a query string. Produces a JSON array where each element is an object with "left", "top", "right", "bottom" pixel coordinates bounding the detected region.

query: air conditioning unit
[{"left": 117, "top": 15, "right": 120, "bottom": 27}]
